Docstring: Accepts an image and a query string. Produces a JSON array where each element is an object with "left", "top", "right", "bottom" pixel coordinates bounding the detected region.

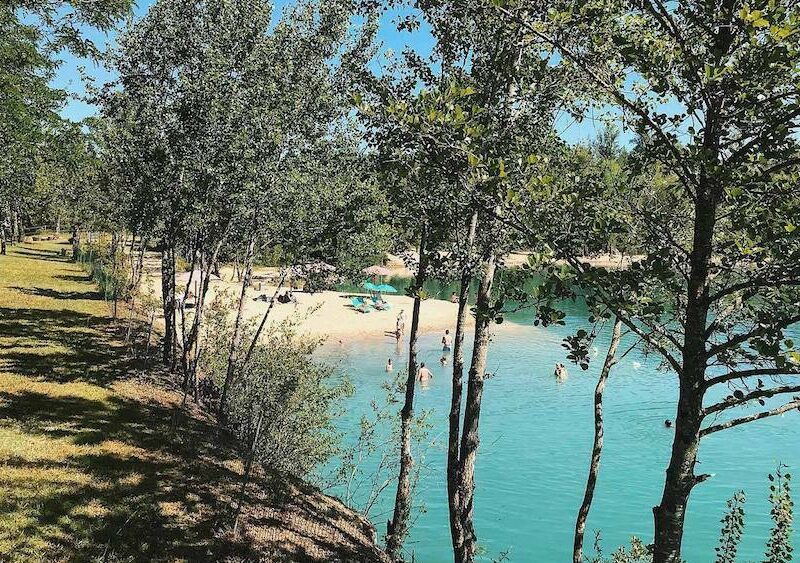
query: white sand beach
[
  {"left": 141, "top": 250, "right": 636, "bottom": 344},
  {"left": 144, "top": 261, "right": 471, "bottom": 343}
]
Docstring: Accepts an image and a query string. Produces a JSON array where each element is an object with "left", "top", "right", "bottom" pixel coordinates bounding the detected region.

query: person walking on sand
[
  {"left": 450, "top": 291, "right": 458, "bottom": 303},
  {"left": 385, "top": 358, "right": 393, "bottom": 372},
  {"left": 442, "top": 329, "right": 452, "bottom": 352},
  {"left": 417, "top": 362, "right": 433, "bottom": 384},
  {"left": 397, "top": 309, "right": 406, "bottom": 335}
]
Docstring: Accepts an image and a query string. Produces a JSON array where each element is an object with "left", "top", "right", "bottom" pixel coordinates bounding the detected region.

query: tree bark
[
  {"left": 233, "top": 406, "right": 264, "bottom": 536},
  {"left": 219, "top": 231, "right": 256, "bottom": 421},
  {"left": 111, "top": 231, "right": 119, "bottom": 318},
  {"left": 71, "top": 225, "right": 80, "bottom": 261},
  {"left": 652, "top": 193, "right": 717, "bottom": 563},
  {"left": 240, "top": 270, "right": 287, "bottom": 371},
  {"left": 447, "top": 210, "right": 477, "bottom": 559},
  {"left": 573, "top": 318, "right": 622, "bottom": 563},
  {"left": 181, "top": 239, "right": 225, "bottom": 395},
  {"left": 386, "top": 228, "right": 429, "bottom": 560},
  {"left": 454, "top": 246, "right": 496, "bottom": 563},
  {"left": 161, "top": 237, "right": 177, "bottom": 366},
  {"left": 129, "top": 237, "right": 147, "bottom": 296},
  {"left": 12, "top": 209, "right": 19, "bottom": 244}
]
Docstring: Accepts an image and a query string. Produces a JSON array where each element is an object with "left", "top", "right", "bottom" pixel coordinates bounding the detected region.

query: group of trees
[
  {"left": 0, "top": 1, "right": 129, "bottom": 249},
  {"left": 354, "top": 1, "right": 800, "bottom": 562},
  {"left": 3, "top": 0, "right": 798, "bottom": 562}
]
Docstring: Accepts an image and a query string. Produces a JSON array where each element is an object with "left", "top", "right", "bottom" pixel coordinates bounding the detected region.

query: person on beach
[
  {"left": 397, "top": 310, "right": 406, "bottom": 335},
  {"left": 386, "top": 358, "right": 393, "bottom": 372},
  {"left": 442, "top": 329, "right": 452, "bottom": 352},
  {"left": 450, "top": 292, "right": 458, "bottom": 303},
  {"left": 417, "top": 362, "right": 433, "bottom": 384}
]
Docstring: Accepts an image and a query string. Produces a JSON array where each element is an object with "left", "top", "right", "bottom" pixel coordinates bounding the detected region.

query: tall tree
[{"left": 498, "top": 1, "right": 800, "bottom": 560}]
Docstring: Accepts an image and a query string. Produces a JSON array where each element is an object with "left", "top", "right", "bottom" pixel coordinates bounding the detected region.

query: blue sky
[{"left": 55, "top": 0, "right": 609, "bottom": 145}]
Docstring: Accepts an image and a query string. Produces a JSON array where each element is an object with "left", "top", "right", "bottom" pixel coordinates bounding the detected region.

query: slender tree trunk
[
  {"left": 219, "top": 231, "right": 256, "bottom": 422},
  {"left": 111, "top": 232, "right": 119, "bottom": 318},
  {"left": 386, "top": 228, "right": 429, "bottom": 560},
  {"left": 573, "top": 318, "right": 622, "bottom": 563},
  {"left": 144, "top": 312, "right": 155, "bottom": 368},
  {"left": 455, "top": 243, "right": 496, "bottom": 563},
  {"left": 12, "top": 209, "right": 19, "bottom": 243},
  {"left": 181, "top": 239, "right": 224, "bottom": 394},
  {"left": 448, "top": 211, "right": 478, "bottom": 558},
  {"left": 55, "top": 215, "right": 60, "bottom": 236},
  {"left": 129, "top": 238, "right": 147, "bottom": 296},
  {"left": 233, "top": 406, "right": 264, "bottom": 535},
  {"left": 1, "top": 225, "right": 6, "bottom": 255},
  {"left": 653, "top": 193, "right": 716, "bottom": 563},
  {"left": 72, "top": 225, "right": 80, "bottom": 261},
  {"left": 161, "top": 237, "right": 177, "bottom": 366},
  {"left": 240, "top": 270, "right": 287, "bottom": 370}
]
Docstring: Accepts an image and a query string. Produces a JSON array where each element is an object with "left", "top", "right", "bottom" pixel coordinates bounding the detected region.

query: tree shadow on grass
[
  {"left": 0, "top": 243, "right": 386, "bottom": 562},
  {"left": 9, "top": 247, "right": 71, "bottom": 263},
  {"left": 12, "top": 286, "right": 102, "bottom": 301},
  {"left": 53, "top": 273, "right": 94, "bottom": 283},
  {"left": 0, "top": 307, "right": 134, "bottom": 385},
  {"left": 0, "top": 386, "right": 385, "bottom": 562},
  {"left": 0, "top": 388, "right": 231, "bottom": 560}
]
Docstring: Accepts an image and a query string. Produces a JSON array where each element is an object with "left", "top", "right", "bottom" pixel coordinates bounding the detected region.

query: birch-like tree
[{"left": 497, "top": 2, "right": 800, "bottom": 561}]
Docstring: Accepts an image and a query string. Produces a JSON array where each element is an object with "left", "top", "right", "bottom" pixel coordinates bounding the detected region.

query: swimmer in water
[
  {"left": 664, "top": 419, "right": 673, "bottom": 428},
  {"left": 417, "top": 362, "right": 433, "bottom": 384}
]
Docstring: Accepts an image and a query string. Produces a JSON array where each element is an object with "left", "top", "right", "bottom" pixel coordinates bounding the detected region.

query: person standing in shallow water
[
  {"left": 442, "top": 329, "right": 452, "bottom": 352},
  {"left": 396, "top": 309, "right": 406, "bottom": 335},
  {"left": 385, "top": 358, "right": 393, "bottom": 372},
  {"left": 417, "top": 362, "right": 433, "bottom": 386}
]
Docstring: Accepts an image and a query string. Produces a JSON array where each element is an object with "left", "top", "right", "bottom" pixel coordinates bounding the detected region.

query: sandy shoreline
[
  {"left": 233, "top": 284, "right": 473, "bottom": 342},
  {"left": 144, "top": 262, "right": 476, "bottom": 344},
  {"left": 142, "top": 250, "right": 631, "bottom": 344}
]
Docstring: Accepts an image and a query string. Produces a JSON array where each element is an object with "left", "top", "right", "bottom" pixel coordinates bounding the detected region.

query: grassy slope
[{"left": 0, "top": 241, "right": 383, "bottom": 562}]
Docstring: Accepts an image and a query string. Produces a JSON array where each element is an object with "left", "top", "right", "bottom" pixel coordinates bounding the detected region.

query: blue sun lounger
[{"left": 351, "top": 296, "right": 371, "bottom": 312}]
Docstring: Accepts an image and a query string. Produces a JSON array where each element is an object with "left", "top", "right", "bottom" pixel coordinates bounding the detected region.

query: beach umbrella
[
  {"left": 292, "top": 261, "right": 336, "bottom": 276},
  {"left": 362, "top": 265, "right": 391, "bottom": 276},
  {"left": 361, "top": 281, "right": 379, "bottom": 292},
  {"left": 362, "top": 264, "right": 392, "bottom": 284},
  {"left": 376, "top": 283, "right": 398, "bottom": 293}
]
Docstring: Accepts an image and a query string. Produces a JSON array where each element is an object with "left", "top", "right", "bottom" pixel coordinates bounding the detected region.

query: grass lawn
[{"left": 0, "top": 241, "right": 383, "bottom": 562}]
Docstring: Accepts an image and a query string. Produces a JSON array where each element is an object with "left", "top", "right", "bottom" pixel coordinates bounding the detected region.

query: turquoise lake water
[{"left": 320, "top": 297, "right": 799, "bottom": 562}]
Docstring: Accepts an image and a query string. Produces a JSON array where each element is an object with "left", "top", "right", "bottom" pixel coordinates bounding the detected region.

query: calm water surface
[{"left": 319, "top": 300, "right": 799, "bottom": 562}]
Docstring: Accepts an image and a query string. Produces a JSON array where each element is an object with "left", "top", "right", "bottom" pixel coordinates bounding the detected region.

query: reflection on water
[{"left": 321, "top": 294, "right": 800, "bottom": 562}]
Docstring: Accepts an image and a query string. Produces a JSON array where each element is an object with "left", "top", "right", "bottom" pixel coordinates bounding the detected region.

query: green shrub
[{"left": 200, "top": 294, "right": 352, "bottom": 479}]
